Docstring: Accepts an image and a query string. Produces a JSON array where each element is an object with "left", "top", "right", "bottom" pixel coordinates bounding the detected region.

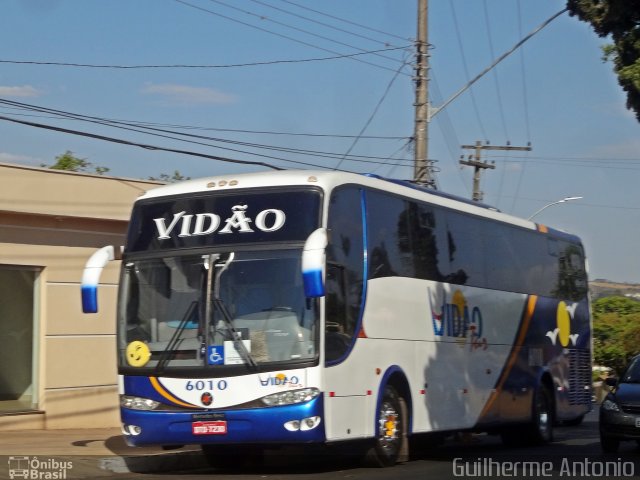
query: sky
[{"left": 1, "top": 0, "right": 639, "bottom": 284}]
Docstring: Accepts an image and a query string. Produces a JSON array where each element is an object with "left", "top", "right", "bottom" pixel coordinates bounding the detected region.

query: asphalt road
[{"left": 74, "top": 410, "right": 640, "bottom": 479}]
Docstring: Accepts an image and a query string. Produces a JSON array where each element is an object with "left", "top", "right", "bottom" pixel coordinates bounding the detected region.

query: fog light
[
  {"left": 300, "top": 416, "right": 321, "bottom": 431},
  {"left": 284, "top": 416, "right": 321, "bottom": 432},
  {"left": 124, "top": 424, "right": 142, "bottom": 436},
  {"left": 284, "top": 420, "right": 301, "bottom": 431}
]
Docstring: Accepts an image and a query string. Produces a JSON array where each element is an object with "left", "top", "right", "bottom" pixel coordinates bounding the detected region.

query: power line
[
  {"left": 0, "top": 101, "right": 337, "bottom": 170},
  {"left": 517, "top": 0, "right": 531, "bottom": 141},
  {"left": 0, "top": 46, "right": 410, "bottom": 70},
  {"left": 450, "top": 1, "right": 488, "bottom": 142},
  {"left": 207, "top": 0, "right": 408, "bottom": 68},
  {"left": 173, "top": 0, "right": 408, "bottom": 76},
  {"left": 279, "top": 0, "right": 410, "bottom": 42},
  {"left": 248, "top": 0, "right": 401, "bottom": 48},
  {"left": 334, "top": 56, "right": 409, "bottom": 171},
  {"left": 490, "top": 154, "right": 640, "bottom": 163},
  {"left": 0, "top": 114, "right": 285, "bottom": 171},
  {"left": 509, "top": 0, "right": 533, "bottom": 214},
  {"left": 482, "top": 0, "right": 509, "bottom": 141},
  {"left": 429, "top": 8, "right": 568, "bottom": 119},
  {"left": 499, "top": 158, "right": 640, "bottom": 171},
  {"left": 0, "top": 102, "right": 412, "bottom": 166},
  {"left": 0, "top": 106, "right": 407, "bottom": 139},
  {"left": 375, "top": 139, "right": 414, "bottom": 177},
  {"left": 0, "top": 99, "right": 413, "bottom": 168},
  {"left": 429, "top": 73, "right": 467, "bottom": 193}
]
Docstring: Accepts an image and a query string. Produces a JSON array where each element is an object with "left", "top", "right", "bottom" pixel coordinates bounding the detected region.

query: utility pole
[
  {"left": 413, "top": 0, "right": 433, "bottom": 187},
  {"left": 460, "top": 141, "right": 532, "bottom": 202}
]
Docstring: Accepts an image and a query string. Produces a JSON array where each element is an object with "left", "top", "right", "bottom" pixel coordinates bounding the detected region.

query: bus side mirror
[
  {"left": 81, "top": 245, "right": 121, "bottom": 313},
  {"left": 302, "top": 228, "right": 327, "bottom": 298}
]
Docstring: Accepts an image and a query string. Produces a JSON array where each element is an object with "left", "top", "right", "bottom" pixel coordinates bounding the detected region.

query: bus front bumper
[{"left": 120, "top": 395, "right": 325, "bottom": 447}]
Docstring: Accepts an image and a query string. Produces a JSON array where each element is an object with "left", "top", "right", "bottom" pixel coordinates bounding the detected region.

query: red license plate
[{"left": 192, "top": 420, "right": 227, "bottom": 435}]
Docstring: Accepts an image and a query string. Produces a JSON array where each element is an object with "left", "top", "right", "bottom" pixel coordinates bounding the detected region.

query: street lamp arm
[{"left": 527, "top": 196, "right": 583, "bottom": 221}]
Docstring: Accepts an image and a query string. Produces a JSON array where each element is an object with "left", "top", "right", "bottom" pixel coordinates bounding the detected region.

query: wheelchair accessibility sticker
[{"left": 207, "top": 346, "right": 224, "bottom": 365}]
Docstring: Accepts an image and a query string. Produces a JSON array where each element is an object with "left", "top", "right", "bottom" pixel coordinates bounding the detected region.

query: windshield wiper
[
  {"left": 213, "top": 298, "right": 257, "bottom": 369},
  {"left": 155, "top": 300, "right": 198, "bottom": 374},
  {"left": 209, "top": 253, "right": 258, "bottom": 369}
]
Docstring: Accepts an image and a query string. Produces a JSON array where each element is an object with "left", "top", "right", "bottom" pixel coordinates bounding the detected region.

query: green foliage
[
  {"left": 42, "top": 150, "right": 110, "bottom": 175},
  {"left": 567, "top": 0, "right": 640, "bottom": 121},
  {"left": 43, "top": 152, "right": 190, "bottom": 182},
  {"left": 593, "top": 295, "right": 640, "bottom": 316},
  {"left": 592, "top": 296, "right": 640, "bottom": 373},
  {"left": 148, "top": 170, "right": 191, "bottom": 183}
]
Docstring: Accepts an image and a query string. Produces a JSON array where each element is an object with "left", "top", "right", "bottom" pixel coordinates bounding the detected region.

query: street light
[{"left": 527, "top": 196, "right": 583, "bottom": 221}]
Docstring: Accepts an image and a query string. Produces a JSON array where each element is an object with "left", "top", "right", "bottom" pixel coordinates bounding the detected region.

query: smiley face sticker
[{"left": 126, "top": 341, "right": 151, "bottom": 367}]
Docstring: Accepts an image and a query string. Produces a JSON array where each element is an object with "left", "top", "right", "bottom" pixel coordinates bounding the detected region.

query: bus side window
[
  {"left": 554, "top": 242, "right": 588, "bottom": 301},
  {"left": 325, "top": 187, "right": 364, "bottom": 363}
]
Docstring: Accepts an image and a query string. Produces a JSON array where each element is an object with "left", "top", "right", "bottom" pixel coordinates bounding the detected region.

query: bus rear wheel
[
  {"left": 500, "top": 385, "right": 554, "bottom": 447},
  {"left": 528, "top": 385, "right": 554, "bottom": 444},
  {"left": 365, "top": 385, "right": 408, "bottom": 467}
]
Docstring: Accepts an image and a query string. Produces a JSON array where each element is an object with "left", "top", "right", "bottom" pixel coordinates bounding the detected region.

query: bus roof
[{"left": 137, "top": 170, "right": 581, "bottom": 244}]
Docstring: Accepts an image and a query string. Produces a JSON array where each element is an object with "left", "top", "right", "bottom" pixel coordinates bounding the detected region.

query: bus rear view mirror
[
  {"left": 302, "top": 228, "right": 327, "bottom": 298},
  {"left": 81, "top": 245, "right": 122, "bottom": 313}
]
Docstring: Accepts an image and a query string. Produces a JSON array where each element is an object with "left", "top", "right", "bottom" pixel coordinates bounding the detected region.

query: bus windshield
[{"left": 118, "top": 248, "right": 318, "bottom": 372}]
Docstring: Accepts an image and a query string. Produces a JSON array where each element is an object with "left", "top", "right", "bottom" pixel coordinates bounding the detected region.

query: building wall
[{"left": 0, "top": 163, "right": 161, "bottom": 430}]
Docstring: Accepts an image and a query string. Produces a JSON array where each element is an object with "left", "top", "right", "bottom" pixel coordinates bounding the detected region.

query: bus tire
[
  {"left": 527, "top": 385, "right": 554, "bottom": 444},
  {"left": 365, "top": 385, "right": 408, "bottom": 467}
]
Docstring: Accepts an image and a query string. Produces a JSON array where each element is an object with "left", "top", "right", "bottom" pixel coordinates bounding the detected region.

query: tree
[
  {"left": 148, "top": 170, "right": 191, "bottom": 183},
  {"left": 567, "top": 0, "right": 640, "bottom": 121},
  {"left": 42, "top": 150, "right": 110, "bottom": 175},
  {"left": 43, "top": 151, "right": 190, "bottom": 183},
  {"left": 592, "top": 296, "right": 640, "bottom": 373}
]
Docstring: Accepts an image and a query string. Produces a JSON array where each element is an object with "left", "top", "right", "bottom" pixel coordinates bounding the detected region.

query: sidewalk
[{"left": 0, "top": 428, "right": 206, "bottom": 476}]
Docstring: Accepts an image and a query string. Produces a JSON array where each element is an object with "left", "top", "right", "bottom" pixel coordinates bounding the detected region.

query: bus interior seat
[{"left": 264, "top": 313, "right": 304, "bottom": 361}]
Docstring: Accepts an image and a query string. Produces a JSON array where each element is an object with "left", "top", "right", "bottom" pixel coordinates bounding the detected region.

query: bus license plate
[{"left": 192, "top": 421, "right": 227, "bottom": 435}]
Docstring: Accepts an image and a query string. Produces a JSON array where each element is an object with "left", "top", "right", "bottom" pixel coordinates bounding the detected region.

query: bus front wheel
[{"left": 365, "top": 385, "right": 408, "bottom": 467}]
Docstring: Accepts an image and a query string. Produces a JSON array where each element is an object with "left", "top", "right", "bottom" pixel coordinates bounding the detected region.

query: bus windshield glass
[{"left": 118, "top": 249, "right": 318, "bottom": 372}]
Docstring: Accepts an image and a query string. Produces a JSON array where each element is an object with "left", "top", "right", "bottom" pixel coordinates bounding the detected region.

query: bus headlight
[
  {"left": 261, "top": 388, "right": 320, "bottom": 406},
  {"left": 121, "top": 395, "right": 160, "bottom": 410}
]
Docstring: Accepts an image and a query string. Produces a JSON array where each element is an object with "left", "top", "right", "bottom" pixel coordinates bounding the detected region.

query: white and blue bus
[{"left": 82, "top": 170, "right": 591, "bottom": 466}]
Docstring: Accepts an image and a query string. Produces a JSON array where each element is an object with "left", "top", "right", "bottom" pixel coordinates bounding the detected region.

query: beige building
[{"left": 0, "top": 163, "right": 161, "bottom": 431}]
